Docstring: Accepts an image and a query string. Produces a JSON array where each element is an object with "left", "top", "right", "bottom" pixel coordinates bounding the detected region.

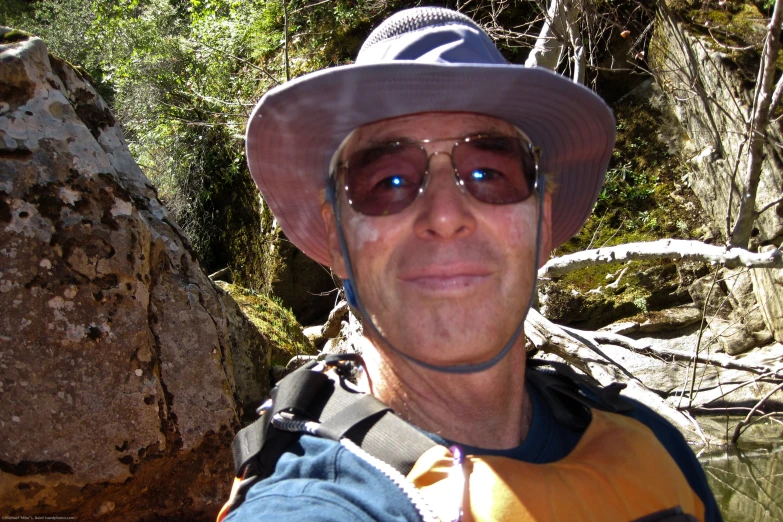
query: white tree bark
[
  {"left": 729, "top": 0, "right": 783, "bottom": 247},
  {"left": 523, "top": 0, "right": 587, "bottom": 82},
  {"left": 539, "top": 239, "right": 783, "bottom": 279},
  {"left": 565, "top": 2, "right": 585, "bottom": 84},
  {"left": 525, "top": 0, "right": 568, "bottom": 71}
]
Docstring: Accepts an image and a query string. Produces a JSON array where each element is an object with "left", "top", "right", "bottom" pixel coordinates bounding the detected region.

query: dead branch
[
  {"left": 768, "top": 66, "right": 783, "bottom": 117},
  {"left": 730, "top": 381, "right": 783, "bottom": 445},
  {"left": 757, "top": 194, "right": 783, "bottom": 217},
  {"left": 208, "top": 267, "right": 232, "bottom": 282},
  {"left": 701, "top": 371, "right": 782, "bottom": 407},
  {"left": 539, "top": 239, "right": 783, "bottom": 279},
  {"left": 687, "top": 268, "right": 720, "bottom": 409},
  {"left": 580, "top": 330, "right": 779, "bottom": 376},
  {"left": 283, "top": 0, "right": 291, "bottom": 82}
]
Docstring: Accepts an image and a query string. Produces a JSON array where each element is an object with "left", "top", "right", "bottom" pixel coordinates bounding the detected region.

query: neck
[{"left": 357, "top": 337, "right": 532, "bottom": 449}]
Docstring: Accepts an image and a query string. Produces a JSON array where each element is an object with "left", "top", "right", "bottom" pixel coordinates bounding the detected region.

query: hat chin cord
[{"left": 326, "top": 172, "right": 545, "bottom": 375}]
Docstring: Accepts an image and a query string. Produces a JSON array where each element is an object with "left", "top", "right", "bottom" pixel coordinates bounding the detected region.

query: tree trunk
[
  {"left": 526, "top": 0, "right": 571, "bottom": 72},
  {"left": 729, "top": 0, "right": 783, "bottom": 248}
]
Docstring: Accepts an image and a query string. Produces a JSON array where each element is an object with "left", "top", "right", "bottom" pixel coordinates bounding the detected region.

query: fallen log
[
  {"left": 566, "top": 329, "right": 780, "bottom": 377},
  {"left": 539, "top": 239, "right": 783, "bottom": 279}
]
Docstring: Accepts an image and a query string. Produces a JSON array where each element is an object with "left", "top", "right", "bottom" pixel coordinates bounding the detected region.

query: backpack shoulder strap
[
  {"left": 525, "top": 358, "right": 635, "bottom": 431},
  {"left": 231, "top": 355, "right": 436, "bottom": 480}
]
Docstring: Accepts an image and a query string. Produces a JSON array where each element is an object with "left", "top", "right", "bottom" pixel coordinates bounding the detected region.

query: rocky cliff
[
  {"left": 0, "top": 29, "right": 269, "bottom": 520},
  {"left": 650, "top": 2, "right": 783, "bottom": 341}
]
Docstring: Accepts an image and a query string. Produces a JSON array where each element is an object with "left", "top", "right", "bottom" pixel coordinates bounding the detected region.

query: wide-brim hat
[{"left": 246, "top": 7, "right": 616, "bottom": 267}]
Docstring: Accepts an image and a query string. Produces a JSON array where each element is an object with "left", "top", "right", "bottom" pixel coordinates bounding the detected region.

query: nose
[{"left": 412, "top": 153, "right": 477, "bottom": 240}]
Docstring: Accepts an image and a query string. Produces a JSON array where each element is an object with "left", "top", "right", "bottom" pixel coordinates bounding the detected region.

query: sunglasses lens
[
  {"left": 345, "top": 143, "right": 426, "bottom": 216},
  {"left": 342, "top": 136, "right": 536, "bottom": 215},
  {"left": 454, "top": 137, "right": 535, "bottom": 204}
]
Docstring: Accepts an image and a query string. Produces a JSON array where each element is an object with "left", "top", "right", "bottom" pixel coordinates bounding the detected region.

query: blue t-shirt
[{"left": 224, "top": 384, "right": 722, "bottom": 521}]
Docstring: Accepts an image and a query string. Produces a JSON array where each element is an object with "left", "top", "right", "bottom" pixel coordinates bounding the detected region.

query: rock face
[
  {"left": 650, "top": 4, "right": 783, "bottom": 341},
  {"left": 0, "top": 30, "right": 268, "bottom": 520},
  {"left": 751, "top": 246, "right": 783, "bottom": 342},
  {"left": 264, "top": 228, "right": 338, "bottom": 326},
  {"left": 650, "top": 5, "right": 783, "bottom": 245}
]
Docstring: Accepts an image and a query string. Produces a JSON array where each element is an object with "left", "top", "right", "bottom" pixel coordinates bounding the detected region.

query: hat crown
[{"left": 356, "top": 7, "right": 507, "bottom": 66}]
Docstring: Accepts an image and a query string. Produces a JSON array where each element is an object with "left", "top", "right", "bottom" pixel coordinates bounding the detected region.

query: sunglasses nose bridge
[{"left": 425, "top": 149, "right": 467, "bottom": 196}]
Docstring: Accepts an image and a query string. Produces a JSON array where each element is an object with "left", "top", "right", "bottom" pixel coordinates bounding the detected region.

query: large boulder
[{"left": 0, "top": 30, "right": 268, "bottom": 520}]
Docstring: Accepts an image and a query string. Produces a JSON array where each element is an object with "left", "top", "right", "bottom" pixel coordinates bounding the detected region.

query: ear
[
  {"left": 537, "top": 192, "right": 553, "bottom": 269},
  {"left": 321, "top": 201, "right": 349, "bottom": 279}
]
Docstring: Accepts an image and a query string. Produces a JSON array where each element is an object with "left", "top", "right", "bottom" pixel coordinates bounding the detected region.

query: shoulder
[
  {"left": 622, "top": 398, "right": 723, "bottom": 522},
  {"left": 223, "top": 435, "right": 421, "bottom": 522}
]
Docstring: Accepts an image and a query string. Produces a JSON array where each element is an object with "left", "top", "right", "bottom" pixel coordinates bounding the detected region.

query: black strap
[
  {"left": 525, "top": 359, "right": 634, "bottom": 430},
  {"left": 317, "top": 394, "right": 390, "bottom": 440},
  {"left": 232, "top": 415, "right": 268, "bottom": 477},
  {"left": 350, "top": 409, "right": 437, "bottom": 475},
  {"left": 231, "top": 358, "right": 437, "bottom": 478},
  {"left": 271, "top": 370, "right": 332, "bottom": 418}
]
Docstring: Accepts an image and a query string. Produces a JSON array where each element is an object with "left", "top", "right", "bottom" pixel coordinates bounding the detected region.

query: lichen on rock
[{"left": 0, "top": 29, "right": 267, "bottom": 521}]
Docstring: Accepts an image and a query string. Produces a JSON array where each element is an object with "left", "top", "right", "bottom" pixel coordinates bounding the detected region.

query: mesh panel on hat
[{"left": 360, "top": 7, "right": 481, "bottom": 52}]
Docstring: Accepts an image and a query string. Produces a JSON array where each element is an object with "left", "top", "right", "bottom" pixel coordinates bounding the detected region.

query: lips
[{"left": 398, "top": 264, "right": 494, "bottom": 293}]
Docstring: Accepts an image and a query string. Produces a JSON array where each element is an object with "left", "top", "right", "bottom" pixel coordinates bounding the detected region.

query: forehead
[{"left": 346, "top": 112, "right": 518, "bottom": 151}]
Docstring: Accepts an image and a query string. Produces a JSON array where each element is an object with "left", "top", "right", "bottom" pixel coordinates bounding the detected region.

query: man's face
[{"left": 322, "top": 112, "right": 552, "bottom": 367}]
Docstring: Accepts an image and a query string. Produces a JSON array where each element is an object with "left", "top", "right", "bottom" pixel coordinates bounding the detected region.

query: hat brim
[{"left": 246, "top": 62, "right": 616, "bottom": 267}]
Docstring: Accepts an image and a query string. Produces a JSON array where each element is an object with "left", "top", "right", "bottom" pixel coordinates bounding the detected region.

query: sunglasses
[{"left": 333, "top": 134, "right": 540, "bottom": 216}]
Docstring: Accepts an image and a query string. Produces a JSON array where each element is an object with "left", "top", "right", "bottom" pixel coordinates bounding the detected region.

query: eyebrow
[{"left": 362, "top": 129, "right": 505, "bottom": 148}]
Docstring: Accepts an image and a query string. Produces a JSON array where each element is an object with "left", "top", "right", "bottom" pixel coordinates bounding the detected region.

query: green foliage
[
  {"left": 633, "top": 296, "right": 648, "bottom": 314},
  {"left": 547, "top": 94, "right": 709, "bottom": 326},
  {"left": 4, "top": 0, "right": 412, "bottom": 299},
  {"left": 1, "top": 0, "right": 108, "bottom": 93},
  {"left": 597, "top": 160, "right": 657, "bottom": 211},
  {"left": 66, "top": 0, "right": 403, "bottom": 291}
]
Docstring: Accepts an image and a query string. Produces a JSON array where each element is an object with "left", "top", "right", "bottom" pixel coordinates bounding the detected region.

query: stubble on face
[{"left": 331, "top": 112, "right": 544, "bottom": 367}]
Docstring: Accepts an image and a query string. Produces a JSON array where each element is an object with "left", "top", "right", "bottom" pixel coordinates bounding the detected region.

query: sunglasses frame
[{"left": 332, "top": 134, "right": 542, "bottom": 216}]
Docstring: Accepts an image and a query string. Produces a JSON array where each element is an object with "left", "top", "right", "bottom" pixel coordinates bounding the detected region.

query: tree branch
[
  {"left": 581, "top": 330, "right": 778, "bottom": 376},
  {"left": 730, "top": 381, "right": 783, "bottom": 445},
  {"left": 283, "top": 0, "right": 291, "bottom": 82},
  {"left": 186, "top": 39, "right": 281, "bottom": 86},
  {"left": 729, "top": 0, "right": 783, "bottom": 247},
  {"left": 756, "top": 194, "right": 783, "bottom": 217},
  {"left": 525, "top": 0, "right": 570, "bottom": 71},
  {"left": 539, "top": 239, "right": 783, "bottom": 279},
  {"left": 767, "top": 67, "right": 783, "bottom": 117}
]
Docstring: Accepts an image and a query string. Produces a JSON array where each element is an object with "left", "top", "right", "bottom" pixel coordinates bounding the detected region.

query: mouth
[{"left": 399, "top": 265, "right": 493, "bottom": 294}]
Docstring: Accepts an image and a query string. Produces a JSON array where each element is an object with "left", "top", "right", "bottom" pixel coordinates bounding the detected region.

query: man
[{"left": 220, "top": 7, "right": 721, "bottom": 521}]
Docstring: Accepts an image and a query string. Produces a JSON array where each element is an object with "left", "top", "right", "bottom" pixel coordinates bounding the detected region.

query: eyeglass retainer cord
[{"left": 325, "top": 166, "right": 545, "bottom": 375}]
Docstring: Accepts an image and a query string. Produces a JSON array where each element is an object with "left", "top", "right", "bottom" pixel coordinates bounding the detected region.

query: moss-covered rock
[
  {"left": 542, "top": 81, "right": 712, "bottom": 328},
  {"left": 539, "top": 259, "right": 693, "bottom": 329},
  {"left": 215, "top": 282, "right": 315, "bottom": 367}
]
